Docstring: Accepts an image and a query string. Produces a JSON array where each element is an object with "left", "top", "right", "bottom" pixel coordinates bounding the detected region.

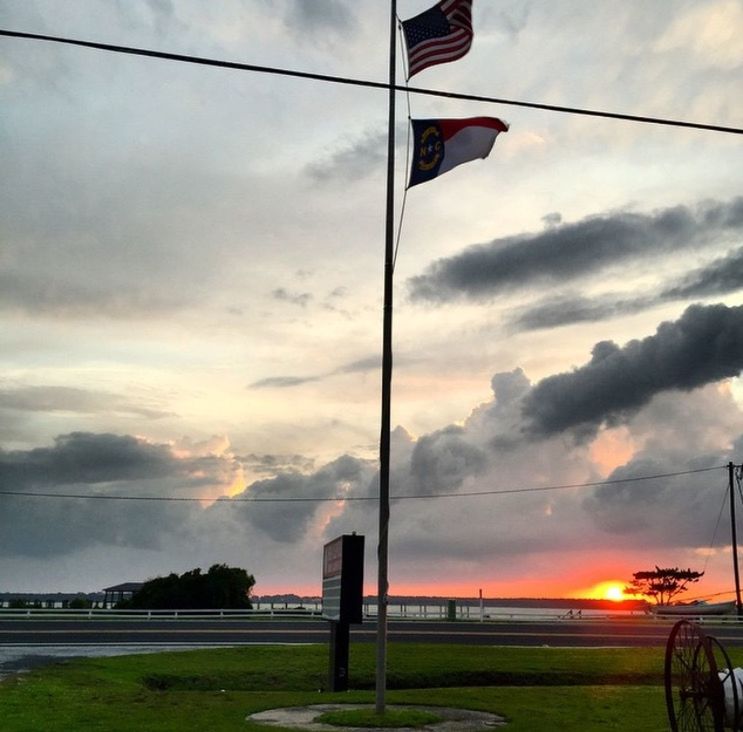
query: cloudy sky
[{"left": 1, "top": 0, "right": 742, "bottom": 600}]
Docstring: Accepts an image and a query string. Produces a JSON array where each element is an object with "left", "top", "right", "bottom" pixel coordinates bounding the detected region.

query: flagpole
[{"left": 376, "top": 0, "right": 397, "bottom": 716}]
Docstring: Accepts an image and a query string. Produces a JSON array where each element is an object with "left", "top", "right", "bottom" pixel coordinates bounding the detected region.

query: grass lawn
[{"left": 1, "top": 641, "right": 731, "bottom": 731}]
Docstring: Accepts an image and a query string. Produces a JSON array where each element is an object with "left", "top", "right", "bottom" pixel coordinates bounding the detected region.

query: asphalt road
[{"left": 3, "top": 617, "right": 743, "bottom": 648}]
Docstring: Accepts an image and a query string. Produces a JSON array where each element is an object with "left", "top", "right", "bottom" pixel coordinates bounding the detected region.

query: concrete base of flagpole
[{"left": 247, "top": 704, "right": 506, "bottom": 730}]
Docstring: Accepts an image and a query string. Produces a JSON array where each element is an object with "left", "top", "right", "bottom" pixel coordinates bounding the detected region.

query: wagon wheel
[
  {"left": 709, "top": 635, "right": 740, "bottom": 731},
  {"left": 665, "top": 620, "right": 725, "bottom": 731}
]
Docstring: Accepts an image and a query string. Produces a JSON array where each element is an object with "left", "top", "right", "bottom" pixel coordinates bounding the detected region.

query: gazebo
[{"left": 102, "top": 582, "right": 143, "bottom": 607}]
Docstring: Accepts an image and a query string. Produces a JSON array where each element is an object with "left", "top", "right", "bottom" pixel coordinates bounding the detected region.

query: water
[
  {"left": 370, "top": 603, "right": 643, "bottom": 620},
  {"left": 252, "top": 600, "right": 644, "bottom": 620}
]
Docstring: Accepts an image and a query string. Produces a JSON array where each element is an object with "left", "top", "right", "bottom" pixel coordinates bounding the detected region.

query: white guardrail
[
  {"left": 0, "top": 607, "right": 321, "bottom": 620},
  {"left": 0, "top": 605, "right": 682, "bottom": 622}
]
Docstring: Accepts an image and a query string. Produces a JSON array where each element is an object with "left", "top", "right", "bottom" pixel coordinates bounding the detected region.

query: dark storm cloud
[
  {"left": 408, "top": 198, "right": 743, "bottom": 303},
  {"left": 0, "top": 432, "right": 179, "bottom": 487},
  {"left": 409, "top": 425, "right": 487, "bottom": 494},
  {"left": 508, "top": 294, "right": 655, "bottom": 331},
  {"left": 582, "top": 452, "right": 728, "bottom": 547},
  {"left": 0, "top": 386, "right": 172, "bottom": 420},
  {"left": 227, "top": 454, "right": 374, "bottom": 542},
  {"left": 509, "top": 245, "right": 743, "bottom": 332},
  {"left": 522, "top": 303, "right": 743, "bottom": 438},
  {"left": 0, "top": 432, "right": 232, "bottom": 557},
  {"left": 0, "top": 489, "right": 196, "bottom": 558},
  {"left": 662, "top": 246, "right": 743, "bottom": 300},
  {"left": 305, "top": 130, "right": 386, "bottom": 183},
  {"left": 0, "top": 432, "right": 241, "bottom": 496}
]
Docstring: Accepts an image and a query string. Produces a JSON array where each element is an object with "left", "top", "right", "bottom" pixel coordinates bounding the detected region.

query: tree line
[{"left": 118, "top": 564, "right": 255, "bottom": 609}]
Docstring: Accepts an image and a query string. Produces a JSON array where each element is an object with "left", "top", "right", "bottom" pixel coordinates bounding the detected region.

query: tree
[
  {"left": 124, "top": 564, "right": 255, "bottom": 610},
  {"left": 68, "top": 596, "right": 92, "bottom": 609},
  {"left": 624, "top": 566, "right": 704, "bottom": 605}
]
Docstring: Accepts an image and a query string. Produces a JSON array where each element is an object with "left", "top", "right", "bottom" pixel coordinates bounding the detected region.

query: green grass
[
  {"left": 2, "top": 641, "right": 736, "bottom": 731},
  {"left": 315, "top": 707, "right": 442, "bottom": 727},
  {"left": 137, "top": 644, "right": 667, "bottom": 692}
]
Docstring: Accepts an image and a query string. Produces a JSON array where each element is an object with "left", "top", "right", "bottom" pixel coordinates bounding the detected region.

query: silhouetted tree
[
  {"left": 124, "top": 564, "right": 255, "bottom": 609},
  {"left": 624, "top": 566, "right": 704, "bottom": 605}
]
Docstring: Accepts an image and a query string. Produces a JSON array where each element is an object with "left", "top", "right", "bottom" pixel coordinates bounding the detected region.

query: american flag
[{"left": 402, "top": 0, "right": 473, "bottom": 79}]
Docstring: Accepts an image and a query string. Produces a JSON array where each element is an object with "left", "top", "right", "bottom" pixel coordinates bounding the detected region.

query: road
[{"left": 4, "top": 617, "right": 743, "bottom": 648}]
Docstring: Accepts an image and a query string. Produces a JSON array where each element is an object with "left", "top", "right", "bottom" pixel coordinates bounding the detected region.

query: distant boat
[{"left": 650, "top": 600, "right": 738, "bottom": 616}]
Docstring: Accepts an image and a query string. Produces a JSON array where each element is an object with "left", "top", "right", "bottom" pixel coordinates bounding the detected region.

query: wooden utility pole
[{"left": 730, "top": 462, "right": 742, "bottom": 615}]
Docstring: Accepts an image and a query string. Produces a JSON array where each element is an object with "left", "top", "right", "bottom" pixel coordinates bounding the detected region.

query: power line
[
  {"left": 1, "top": 29, "right": 742, "bottom": 136},
  {"left": 0, "top": 464, "right": 726, "bottom": 504},
  {"left": 395, "top": 465, "right": 726, "bottom": 499},
  {"left": 700, "top": 479, "right": 730, "bottom": 578}
]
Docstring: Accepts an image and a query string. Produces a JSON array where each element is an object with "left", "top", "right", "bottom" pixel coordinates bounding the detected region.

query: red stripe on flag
[
  {"left": 408, "top": 29, "right": 471, "bottom": 59},
  {"left": 440, "top": 0, "right": 468, "bottom": 15},
  {"left": 438, "top": 117, "right": 509, "bottom": 141},
  {"left": 407, "top": 30, "right": 472, "bottom": 76}
]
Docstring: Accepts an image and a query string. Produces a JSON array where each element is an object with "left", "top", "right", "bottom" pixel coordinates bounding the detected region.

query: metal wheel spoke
[
  {"left": 665, "top": 620, "right": 725, "bottom": 732},
  {"left": 695, "top": 696, "right": 716, "bottom": 731},
  {"left": 677, "top": 701, "right": 696, "bottom": 731}
]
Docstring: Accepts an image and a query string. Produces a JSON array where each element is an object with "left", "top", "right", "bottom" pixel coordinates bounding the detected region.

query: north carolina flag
[{"left": 408, "top": 117, "right": 509, "bottom": 188}]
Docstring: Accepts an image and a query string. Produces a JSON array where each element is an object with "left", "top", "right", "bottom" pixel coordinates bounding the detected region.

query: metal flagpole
[{"left": 376, "top": 0, "right": 397, "bottom": 716}]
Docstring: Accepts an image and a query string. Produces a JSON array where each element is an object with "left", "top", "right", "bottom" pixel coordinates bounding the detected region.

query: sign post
[{"left": 322, "top": 533, "right": 364, "bottom": 692}]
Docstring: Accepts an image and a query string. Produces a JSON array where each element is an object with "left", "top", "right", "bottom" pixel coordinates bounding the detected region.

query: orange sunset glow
[
  {"left": 253, "top": 547, "right": 742, "bottom": 601},
  {"left": 586, "top": 581, "right": 628, "bottom": 601},
  {"left": 269, "top": 579, "right": 647, "bottom": 602},
  {"left": 259, "top": 541, "right": 738, "bottom": 601}
]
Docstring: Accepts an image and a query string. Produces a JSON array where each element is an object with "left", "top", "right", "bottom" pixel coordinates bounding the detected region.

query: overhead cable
[
  {"left": 0, "top": 464, "right": 726, "bottom": 504},
  {"left": 1, "top": 30, "right": 742, "bottom": 136}
]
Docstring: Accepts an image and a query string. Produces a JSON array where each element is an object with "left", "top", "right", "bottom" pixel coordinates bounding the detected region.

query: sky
[{"left": 1, "top": 0, "right": 742, "bottom": 600}]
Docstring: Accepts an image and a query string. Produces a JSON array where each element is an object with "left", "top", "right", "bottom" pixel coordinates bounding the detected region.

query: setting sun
[
  {"left": 579, "top": 580, "right": 630, "bottom": 602},
  {"left": 604, "top": 584, "right": 625, "bottom": 602}
]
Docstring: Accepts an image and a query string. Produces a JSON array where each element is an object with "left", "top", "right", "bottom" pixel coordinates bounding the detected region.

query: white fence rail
[
  {"left": 0, "top": 604, "right": 662, "bottom": 622},
  {"left": 0, "top": 607, "right": 321, "bottom": 620}
]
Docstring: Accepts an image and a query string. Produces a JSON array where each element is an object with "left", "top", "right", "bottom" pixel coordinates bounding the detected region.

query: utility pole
[{"left": 729, "top": 462, "right": 742, "bottom": 615}]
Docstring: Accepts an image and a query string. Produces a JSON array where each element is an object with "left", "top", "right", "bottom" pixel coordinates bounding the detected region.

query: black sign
[{"left": 322, "top": 534, "right": 364, "bottom": 623}]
